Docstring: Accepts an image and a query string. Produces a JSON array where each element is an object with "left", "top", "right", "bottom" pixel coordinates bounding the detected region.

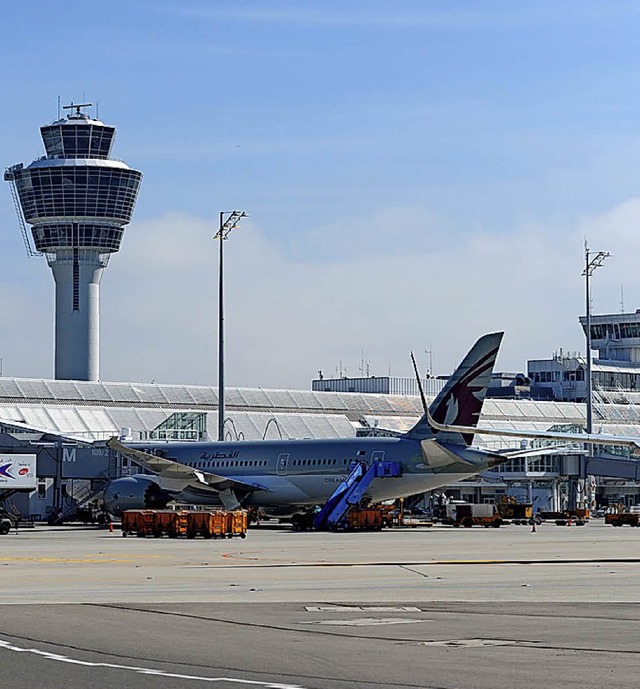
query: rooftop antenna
[
  {"left": 96, "top": 101, "right": 99, "bottom": 119},
  {"left": 425, "top": 344, "right": 433, "bottom": 377},
  {"left": 62, "top": 101, "right": 94, "bottom": 118},
  {"left": 359, "top": 349, "right": 369, "bottom": 377},
  {"left": 620, "top": 285, "right": 625, "bottom": 313},
  {"left": 57, "top": 95, "right": 61, "bottom": 120}
]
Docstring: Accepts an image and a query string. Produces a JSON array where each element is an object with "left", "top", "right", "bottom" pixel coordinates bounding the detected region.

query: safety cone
[
  {"left": 531, "top": 521, "right": 536, "bottom": 533},
  {"left": 567, "top": 516, "right": 572, "bottom": 527},
  {"left": 109, "top": 522, "right": 114, "bottom": 533}
]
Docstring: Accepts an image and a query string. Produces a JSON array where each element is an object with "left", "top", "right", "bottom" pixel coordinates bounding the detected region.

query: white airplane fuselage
[{"left": 104, "top": 436, "right": 497, "bottom": 515}]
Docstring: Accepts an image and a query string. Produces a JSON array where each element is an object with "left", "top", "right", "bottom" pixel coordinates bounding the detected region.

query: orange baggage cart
[
  {"left": 121, "top": 509, "right": 156, "bottom": 537},
  {"left": 226, "top": 510, "right": 248, "bottom": 538}
]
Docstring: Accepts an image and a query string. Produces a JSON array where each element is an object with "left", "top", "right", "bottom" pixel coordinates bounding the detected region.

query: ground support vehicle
[
  {"left": 0, "top": 509, "right": 13, "bottom": 535},
  {"left": 313, "top": 461, "right": 402, "bottom": 531},
  {"left": 187, "top": 511, "right": 227, "bottom": 538},
  {"left": 537, "top": 510, "right": 588, "bottom": 526},
  {"left": 121, "top": 509, "right": 189, "bottom": 537},
  {"left": 342, "top": 508, "right": 383, "bottom": 531},
  {"left": 605, "top": 506, "right": 640, "bottom": 527},
  {"left": 442, "top": 503, "right": 502, "bottom": 528},
  {"left": 121, "top": 509, "right": 248, "bottom": 538},
  {"left": 225, "top": 510, "right": 248, "bottom": 538},
  {"left": 121, "top": 509, "right": 156, "bottom": 537},
  {"left": 380, "top": 504, "right": 405, "bottom": 528},
  {"left": 154, "top": 510, "right": 189, "bottom": 538},
  {"left": 496, "top": 501, "right": 533, "bottom": 525}
]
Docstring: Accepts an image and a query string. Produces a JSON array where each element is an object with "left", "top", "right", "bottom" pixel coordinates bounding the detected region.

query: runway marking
[
  {"left": 0, "top": 555, "right": 165, "bottom": 564},
  {"left": 302, "top": 617, "right": 423, "bottom": 627},
  {"left": 421, "top": 638, "right": 522, "bottom": 648},
  {"left": 305, "top": 606, "right": 421, "bottom": 612},
  {"left": 0, "top": 638, "right": 306, "bottom": 688},
  {"left": 198, "top": 557, "right": 640, "bottom": 568}
]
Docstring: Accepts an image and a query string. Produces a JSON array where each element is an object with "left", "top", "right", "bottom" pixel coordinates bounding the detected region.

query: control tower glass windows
[
  {"left": 32, "top": 223, "right": 124, "bottom": 252},
  {"left": 14, "top": 166, "right": 142, "bottom": 224},
  {"left": 40, "top": 124, "right": 115, "bottom": 159},
  {"left": 590, "top": 323, "right": 630, "bottom": 340},
  {"left": 618, "top": 323, "right": 640, "bottom": 339}
]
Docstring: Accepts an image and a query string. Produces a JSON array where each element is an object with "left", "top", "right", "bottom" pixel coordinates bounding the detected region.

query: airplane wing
[
  {"left": 106, "top": 438, "right": 270, "bottom": 493},
  {"left": 423, "top": 407, "right": 640, "bottom": 457},
  {"left": 496, "top": 444, "right": 578, "bottom": 459}
]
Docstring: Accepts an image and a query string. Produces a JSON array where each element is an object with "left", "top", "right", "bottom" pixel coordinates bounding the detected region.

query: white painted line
[
  {"left": 302, "top": 617, "right": 423, "bottom": 626},
  {"left": 305, "top": 606, "right": 421, "bottom": 612},
  {"left": 421, "top": 639, "right": 518, "bottom": 647},
  {"left": 0, "top": 639, "right": 306, "bottom": 688}
]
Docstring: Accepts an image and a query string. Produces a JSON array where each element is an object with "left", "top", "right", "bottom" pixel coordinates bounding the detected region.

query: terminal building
[
  {"left": 529, "top": 311, "right": 640, "bottom": 407},
  {"left": 1, "top": 375, "right": 640, "bottom": 520}
]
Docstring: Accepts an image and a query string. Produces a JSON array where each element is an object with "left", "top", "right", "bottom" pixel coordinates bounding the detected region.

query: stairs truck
[{"left": 313, "top": 460, "right": 402, "bottom": 531}]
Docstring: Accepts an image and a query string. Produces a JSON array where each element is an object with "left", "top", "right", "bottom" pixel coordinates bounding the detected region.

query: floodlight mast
[
  {"left": 582, "top": 243, "right": 610, "bottom": 437},
  {"left": 215, "top": 211, "right": 248, "bottom": 442}
]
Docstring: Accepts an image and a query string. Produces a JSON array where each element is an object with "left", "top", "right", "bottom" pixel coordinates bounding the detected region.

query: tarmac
[{"left": 1, "top": 520, "right": 639, "bottom": 688}]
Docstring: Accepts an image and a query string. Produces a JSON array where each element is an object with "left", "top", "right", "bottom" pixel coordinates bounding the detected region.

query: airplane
[{"left": 103, "top": 331, "right": 522, "bottom": 523}]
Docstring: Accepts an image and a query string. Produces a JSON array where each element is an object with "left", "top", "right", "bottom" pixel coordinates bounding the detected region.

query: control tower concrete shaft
[{"left": 5, "top": 104, "right": 142, "bottom": 381}]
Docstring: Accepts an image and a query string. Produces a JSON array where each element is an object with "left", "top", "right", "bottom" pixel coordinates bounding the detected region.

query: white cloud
[
  {"left": 2, "top": 200, "right": 639, "bottom": 387},
  {"left": 0, "top": 272, "right": 53, "bottom": 379}
]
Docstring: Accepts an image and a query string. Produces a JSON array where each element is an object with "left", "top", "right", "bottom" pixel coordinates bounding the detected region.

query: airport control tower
[{"left": 4, "top": 103, "right": 142, "bottom": 381}]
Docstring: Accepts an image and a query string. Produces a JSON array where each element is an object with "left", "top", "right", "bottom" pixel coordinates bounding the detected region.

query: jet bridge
[{"left": 313, "top": 460, "right": 402, "bottom": 530}]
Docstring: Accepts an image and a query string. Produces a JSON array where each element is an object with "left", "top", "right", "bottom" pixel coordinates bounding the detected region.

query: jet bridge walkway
[{"left": 313, "top": 460, "right": 402, "bottom": 531}]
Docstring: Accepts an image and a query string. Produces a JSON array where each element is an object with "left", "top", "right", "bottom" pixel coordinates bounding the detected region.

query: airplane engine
[{"left": 103, "top": 475, "right": 173, "bottom": 517}]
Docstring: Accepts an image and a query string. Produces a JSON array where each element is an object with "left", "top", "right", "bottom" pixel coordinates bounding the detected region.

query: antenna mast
[{"left": 62, "top": 101, "right": 94, "bottom": 118}]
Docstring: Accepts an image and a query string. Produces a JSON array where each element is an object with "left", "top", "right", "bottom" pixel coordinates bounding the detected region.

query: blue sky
[{"left": 2, "top": 1, "right": 640, "bottom": 387}]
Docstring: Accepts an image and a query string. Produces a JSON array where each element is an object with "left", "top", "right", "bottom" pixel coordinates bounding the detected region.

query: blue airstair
[{"left": 313, "top": 460, "right": 402, "bottom": 530}]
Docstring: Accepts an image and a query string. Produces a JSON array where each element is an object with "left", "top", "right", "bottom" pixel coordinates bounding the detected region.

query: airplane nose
[{"left": 103, "top": 481, "right": 123, "bottom": 516}]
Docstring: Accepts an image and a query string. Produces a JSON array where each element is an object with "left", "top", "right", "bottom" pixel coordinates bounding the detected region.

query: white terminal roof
[{"left": 0, "top": 377, "right": 638, "bottom": 446}]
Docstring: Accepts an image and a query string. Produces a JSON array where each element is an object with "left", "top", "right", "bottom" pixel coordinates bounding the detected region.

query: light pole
[
  {"left": 582, "top": 243, "right": 610, "bottom": 436},
  {"left": 215, "top": 210, "right": 247, "bottom": 442}
]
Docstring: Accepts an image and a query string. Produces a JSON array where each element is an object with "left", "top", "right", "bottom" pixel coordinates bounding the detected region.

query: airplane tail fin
[{"left": 406, "top": 332, "right": 503, "bottom": 445}]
